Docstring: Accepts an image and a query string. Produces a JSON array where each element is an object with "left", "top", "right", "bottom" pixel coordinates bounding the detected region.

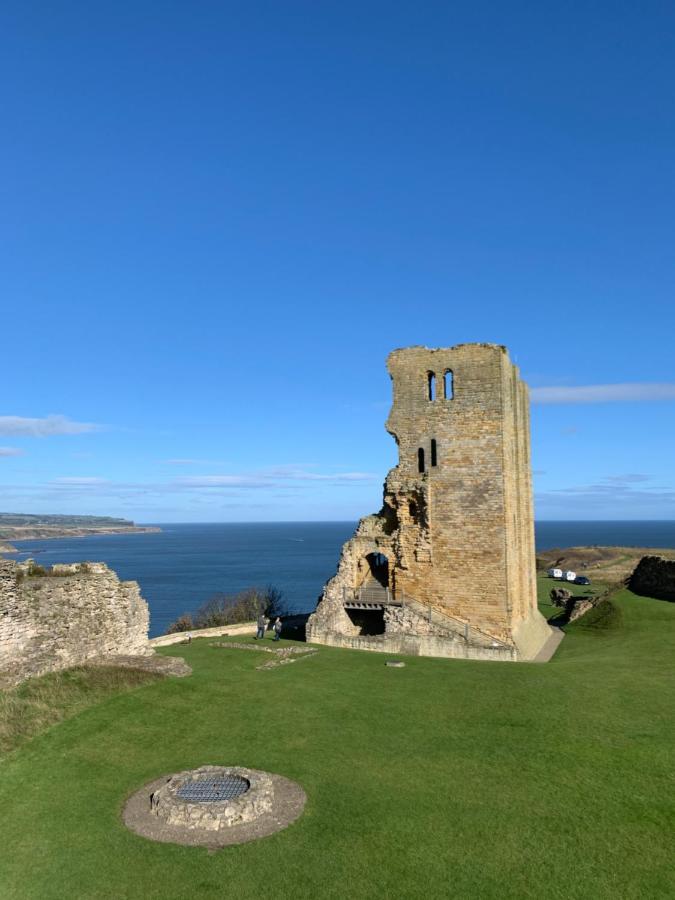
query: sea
[{"left": 5, "top": 521, "right": 675, "bottom": 638}]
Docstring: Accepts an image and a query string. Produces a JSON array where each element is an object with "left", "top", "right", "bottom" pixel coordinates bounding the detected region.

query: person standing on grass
[
  {"left": 256, "top": 612, "right": 266, "bottom": 640},
  {"left": 273, "top": 617, "right": 282, "bottom": 641}
]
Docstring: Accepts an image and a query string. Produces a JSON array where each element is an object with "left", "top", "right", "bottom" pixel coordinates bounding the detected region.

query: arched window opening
[
  {"left": 431, "top": 439, "right": 438, "bottom": 467},
  {"left": 427, "top": 372, "right": 436, "bottom": 401},
  {"left": 417, "top": 447, "right": 425, "bottom": 473},
  {"left": 365, "top": 552, "right": 389, "bottom": 588},
  {"left": 443, "top": 369, "right": 454, "bottom": 399}
]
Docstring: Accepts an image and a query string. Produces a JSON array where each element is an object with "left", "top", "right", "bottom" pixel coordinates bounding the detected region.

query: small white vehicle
[
  {"left": 564, "top": 570, "right": 577, "bottom": 582},
  {"left": 548, "top": 568, "right": 563, "bottom": 579}
]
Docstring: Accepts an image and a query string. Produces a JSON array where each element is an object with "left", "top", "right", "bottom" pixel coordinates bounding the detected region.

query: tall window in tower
[
  {"left": 417, "top": 447, "right": 425, "bottom": 473},
  {"left": 431, "top": 439, "right": 438, "bottom": 467},
  {"left": 443, "top": 369, "right": 454, "bottom": 399},
  {"left": 427, "top": 372, "right": 436, "bottom": 401}
]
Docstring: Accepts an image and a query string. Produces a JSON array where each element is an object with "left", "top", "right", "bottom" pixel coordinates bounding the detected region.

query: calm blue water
[{"left": 6, "top": 521, "right": 675, "bottom": 637}]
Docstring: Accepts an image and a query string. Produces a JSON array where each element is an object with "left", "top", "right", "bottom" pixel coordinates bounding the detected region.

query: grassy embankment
[
  {"left": 0, "top": 667, "right": 162, "bottom": 755},
  {"left": 0, "top": 585, "right": 673, "bottom": 899}
]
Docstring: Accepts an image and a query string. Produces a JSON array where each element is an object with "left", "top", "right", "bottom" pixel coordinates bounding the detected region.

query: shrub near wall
[{"left": 167, "top": 586, "right": 286, "bottom": 633}]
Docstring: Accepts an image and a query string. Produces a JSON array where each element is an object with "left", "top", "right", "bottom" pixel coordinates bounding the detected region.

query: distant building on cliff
[{"left": 307, "top": 343, "right": 554, "bottom": 661}]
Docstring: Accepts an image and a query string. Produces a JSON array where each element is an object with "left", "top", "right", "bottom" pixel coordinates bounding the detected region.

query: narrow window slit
[
  {"left": 417, "top": 448, "right": 425, "bottom": 473},
  {"left": 431, "top": 439, "right": 437, "bottom": 467}
]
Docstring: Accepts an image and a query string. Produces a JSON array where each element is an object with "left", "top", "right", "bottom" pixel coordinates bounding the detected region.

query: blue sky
[{"left": 1, "top": 1, "right": 674, "bottom": 522}]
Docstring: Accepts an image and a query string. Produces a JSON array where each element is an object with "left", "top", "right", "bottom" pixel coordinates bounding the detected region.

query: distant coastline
[
  {"left": 0, "top": 513, "right": 161, "bottom": 549},
  {"left": 0, "top": 526, "right": 160, "bottom": 544}
]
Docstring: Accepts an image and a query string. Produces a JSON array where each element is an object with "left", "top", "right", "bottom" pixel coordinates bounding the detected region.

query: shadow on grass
[{"left": 279, "top": 613, "right": 311, "bottom": 642}]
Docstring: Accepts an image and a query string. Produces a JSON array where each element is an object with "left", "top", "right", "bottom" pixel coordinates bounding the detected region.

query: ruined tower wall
[
  {"left": 0, "top": 560, "right": 150, "bottom": 687},
  {"left": 501, "top": 359, "right": 535, "bottom": 625},
  {"left": 385, "top": 344, "right": 536, "bottom": 639},
  {"left": 307, "top": 341, "right": 553, "bottom": 661}
]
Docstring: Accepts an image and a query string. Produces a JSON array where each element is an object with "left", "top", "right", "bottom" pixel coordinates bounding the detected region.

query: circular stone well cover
[
  {"left": 176, "top": 774, "right": 250, "bottom": 803},
  {"left": 123, "top": 765, "right": 307, "bottom": 848}
]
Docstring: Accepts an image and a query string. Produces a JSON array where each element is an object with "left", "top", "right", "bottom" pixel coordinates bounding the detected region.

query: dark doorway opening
[
  {"left": 366, "top": 552, "right": 389, "bottom": 587},
  {"left": 345, "top": 607, "right": 385, "bottom": 635}
]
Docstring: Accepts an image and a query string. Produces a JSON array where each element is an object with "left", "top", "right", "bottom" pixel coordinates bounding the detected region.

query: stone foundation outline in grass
[{"left": 209, "top": 642, "right": 318, "bottom": 669}]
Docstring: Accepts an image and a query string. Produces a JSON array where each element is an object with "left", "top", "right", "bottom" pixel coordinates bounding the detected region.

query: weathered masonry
[
  {"left": 0, "top": 559, "right": 151, "bottom": 686},
  {"left": 307, "top": 343, "right": 554, "bottom": 661}
]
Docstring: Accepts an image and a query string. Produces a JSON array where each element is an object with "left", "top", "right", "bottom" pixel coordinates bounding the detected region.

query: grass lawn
[
  {"left": 536, "top": 572, "right": 610, "bottom": 620},
  {"left": 0, "top": 666, "right": 162, "bottom": 755},
  {"left": 0, "top": 590, "right": 673, "bottom": 900}
]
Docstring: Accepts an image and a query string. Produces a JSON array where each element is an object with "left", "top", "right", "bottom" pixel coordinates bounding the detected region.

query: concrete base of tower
[{"left": 512, "top": 610, "right": 557, "bottom": 661}]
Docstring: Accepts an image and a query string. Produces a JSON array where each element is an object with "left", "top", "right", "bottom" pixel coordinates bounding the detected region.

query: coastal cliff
[
  {"left": 0, "top": 513, "right": 160, "bottom": 542},
  {"left": 0, "top": 525, "right": 160, "bottom": 541}
]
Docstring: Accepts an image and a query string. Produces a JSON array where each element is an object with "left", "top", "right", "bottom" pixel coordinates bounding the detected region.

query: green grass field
[{"left": 1, "top": 588, "right": 673, "bottom": 900}]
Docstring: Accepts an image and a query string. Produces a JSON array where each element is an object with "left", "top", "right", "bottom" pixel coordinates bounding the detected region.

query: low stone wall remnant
[
  {"left": 0, "top": 558, "right": 151, "bottom": 686},
  {"left": 149, "top": 622, "right": 255, "bottom": 647}
]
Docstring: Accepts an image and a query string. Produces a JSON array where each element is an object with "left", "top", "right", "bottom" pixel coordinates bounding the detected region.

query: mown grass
[
  {"left": 0, "top": 589, "right": 673, "bottom": 900},
  {"left": 0, "top": 666, "right": 163, "bottom": 755},
  {"left": 536, "top": 572, "right": 611, "bottom": 620}
]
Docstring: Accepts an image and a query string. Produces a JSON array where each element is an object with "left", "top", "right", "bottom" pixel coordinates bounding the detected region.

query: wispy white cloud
[
  {"left": 174, "top": 475, "right": 268, "bottom": 488},
  {"left": 174, "top": 467, "right": 376, "bottom": 489},
  {"left": 536, "top": 474, "right": 675, "bottom": 516},
  {"left": 604, "top": 473, "right": 650, "bottom": 485},
  {"left": 531, "top": 383, "right": 675, "bottom": 404},
  {"left": 162, "top": 458, "right": 231, "bottom": 466},
  {"left": 51, "top": 477, "right": 110, "bottom": 485},
  {"left": 163, "top": 458, "right": 211, "bottom": 465},
  {"left": 0, "top": 466, "right": 377, "bottom": 506},
  {"left": 0, "top": 462, "right": 378, "bottom": 524},
  {"left": 262, "top": 466, "right": 374, "bottom": 483},
  {"left": 0, "top": 447, "right": 23, "bottom": 457},
  {"left": 0, "top": 415, "right": 101, "bottom": 436}
]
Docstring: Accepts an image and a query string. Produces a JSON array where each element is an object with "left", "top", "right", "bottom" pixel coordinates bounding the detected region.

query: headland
[
  {"left": 536, "top": 544, "right": 675, "bottom": 582},
  {"left": 0, "top": 513, "right": 160, "bottom": 545}
]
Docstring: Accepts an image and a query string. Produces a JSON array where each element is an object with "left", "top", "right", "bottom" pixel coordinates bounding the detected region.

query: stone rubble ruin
[
  {"left": 0, "top": 559, "right": 153, "bottom": 686},
  {"left": 306, "top": 343, "right": 554, "bottom": 661}
]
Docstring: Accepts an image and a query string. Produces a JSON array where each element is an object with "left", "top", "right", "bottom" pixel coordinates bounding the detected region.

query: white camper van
[
  {"left": 548, "top": 568, "right": 563, "bottom": 579},
  {"left": 564, "top": 570, "right": 577, "bottom": 582}
]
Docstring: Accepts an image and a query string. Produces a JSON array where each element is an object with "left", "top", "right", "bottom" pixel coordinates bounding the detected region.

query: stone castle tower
[{"left": 306, "top": 343, "right": 554, "bottom": 661}]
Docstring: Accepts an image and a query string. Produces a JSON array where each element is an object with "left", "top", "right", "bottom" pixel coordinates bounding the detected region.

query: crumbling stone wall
[
  {"left": 307, "top": 343, "right": 553, "bottom": 661},
  {"left": 549, "top": 587, "right": 599, "bottom": 623},
  {"left": 629, "top": 556, "right": 675, "bottom": 602},
  {"left": 0, "top": 559, "right": 150, "bottom": 686}
]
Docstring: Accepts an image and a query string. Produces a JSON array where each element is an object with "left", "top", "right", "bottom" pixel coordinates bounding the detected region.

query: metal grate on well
[{"left": 176, "top": 775, "right": 250, "bottom": 803}]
